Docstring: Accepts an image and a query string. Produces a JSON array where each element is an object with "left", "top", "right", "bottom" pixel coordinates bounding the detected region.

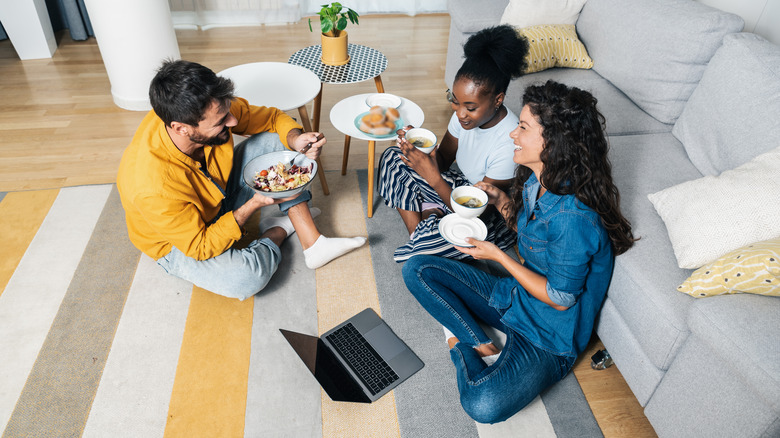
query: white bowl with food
[
  {"left": 242, "top": 150, "right": 318, "bottom": 199},
  {"left": 450, "top": 185, "right": 488, "bottom": 218},
  {"left": 405, "top": 127, "right": 437, "bottom": 154}
]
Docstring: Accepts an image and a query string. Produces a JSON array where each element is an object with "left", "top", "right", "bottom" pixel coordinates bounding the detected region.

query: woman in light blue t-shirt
[{"left": 377, "top": 25, "right": 529, "bottom": 262}]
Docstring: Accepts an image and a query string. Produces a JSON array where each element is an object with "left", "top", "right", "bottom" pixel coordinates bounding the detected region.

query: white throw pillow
[
  {"left": 648, "top": 146, "right": 780, "bottom": 270},
  {"left": 500, "top": 0, "right": 587, "bottom": 28}
]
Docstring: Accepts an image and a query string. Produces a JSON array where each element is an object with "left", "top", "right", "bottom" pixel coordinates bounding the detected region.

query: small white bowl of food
[
  {"left": 242, "top": 150, "right": 317, "bottom": 199},
  {"left": 405, "top": 127, "right": 437, "bottom": 154},
  {"left": 450, "top": 185, "right": 488, "bottom": 218}
]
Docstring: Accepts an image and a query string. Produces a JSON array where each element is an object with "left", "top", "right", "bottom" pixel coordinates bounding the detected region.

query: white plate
[
  {"left": 365, "top": 93, "right": 402, "bottom": 108},
  {"left": 439, "top": 214, "right": 487, "bottom": 247}
]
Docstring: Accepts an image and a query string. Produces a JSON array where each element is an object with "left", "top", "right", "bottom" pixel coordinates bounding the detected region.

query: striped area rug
[{"left": 0, "top": 170, "right": 602, "bottom": 437}]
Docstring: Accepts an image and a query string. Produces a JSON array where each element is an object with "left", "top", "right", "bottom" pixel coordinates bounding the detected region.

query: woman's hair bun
[{"left": 462, "top": 24, "right": 528, "bottom": 81}]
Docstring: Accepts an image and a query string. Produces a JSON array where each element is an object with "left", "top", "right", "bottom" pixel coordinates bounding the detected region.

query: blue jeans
[
  {"left": 402, "top": 255, "right": 574, "bottom": 423},
  {"left": 156, "top": 132, "right": 311, "bottom": 300}
]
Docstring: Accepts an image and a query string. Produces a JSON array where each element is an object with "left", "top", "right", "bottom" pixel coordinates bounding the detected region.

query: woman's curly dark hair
[
  {"left": 456, "top": 24, "right": 529, "bottom": 96},
  {"left": 506, "top": 81, "right": 636, "bottom": 255}
]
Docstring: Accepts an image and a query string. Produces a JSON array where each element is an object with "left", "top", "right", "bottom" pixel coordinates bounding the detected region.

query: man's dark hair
[{"left": 149, "top": 59, "right": 235, "bottom": 127}]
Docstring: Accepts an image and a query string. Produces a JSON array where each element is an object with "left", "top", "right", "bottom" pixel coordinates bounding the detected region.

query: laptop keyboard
[{"left": 326, "top": 323, "right": 400, "bottom": 395}]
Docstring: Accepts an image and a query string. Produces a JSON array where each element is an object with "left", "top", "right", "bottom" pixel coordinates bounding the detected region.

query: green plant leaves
[
  {"left": 310, "top": 2, "right": 360, "bottom": 36},
  {"left": 336, "top": 16, "right": 347, "bottom": 31}
]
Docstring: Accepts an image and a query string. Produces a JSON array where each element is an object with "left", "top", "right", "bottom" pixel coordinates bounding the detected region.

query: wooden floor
[{"left": 0, "top": 13, "right": 655, "bottom": 436}]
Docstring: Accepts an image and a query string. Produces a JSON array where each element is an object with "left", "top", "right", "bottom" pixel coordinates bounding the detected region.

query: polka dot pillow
[
  {"left": 516, "top": 24, "right": 594, "bottom": 74},
  {"left": 678, "top": 237, "right": 780, "bottom": 298}
]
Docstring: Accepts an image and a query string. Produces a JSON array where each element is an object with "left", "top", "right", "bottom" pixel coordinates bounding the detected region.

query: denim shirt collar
[{"left": 523, "top": 173, "right": 565, "bottom": 221}]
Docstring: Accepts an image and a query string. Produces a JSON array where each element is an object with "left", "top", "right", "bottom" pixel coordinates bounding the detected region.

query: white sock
[
  {"left": 444, "top": 326, "right": 499, "bottom": 365},
  {"left": 482, "top": 352, "right": 500, "bottom": 366},
  {"left": 303, "top": 235, "right": 366, "bottom": 269},
  {"left": 260, "top": 207, "right": 321, "bottom": 236},
  {"left": 443, "top": 326, "right": 456, "bottom": 342}
]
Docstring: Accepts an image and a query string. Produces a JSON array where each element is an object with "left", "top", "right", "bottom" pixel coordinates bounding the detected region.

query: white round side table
[
  {"left": 218, "top": 62, "right": 329, "bottom": 195},
  {"left": 330, "top": 94, "right": 425, "bottom": 217}
]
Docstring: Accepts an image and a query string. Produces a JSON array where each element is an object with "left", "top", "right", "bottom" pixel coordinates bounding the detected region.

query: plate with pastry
[{"left": 354, "top": 105, "right": 405, "bottom": 139}]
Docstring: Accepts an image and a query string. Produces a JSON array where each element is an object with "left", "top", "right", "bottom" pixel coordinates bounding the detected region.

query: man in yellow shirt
[{"left": 117, "top": 60, "right": 365, "bottom": 300}]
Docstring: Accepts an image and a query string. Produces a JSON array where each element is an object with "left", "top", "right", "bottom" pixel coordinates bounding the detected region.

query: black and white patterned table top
[{"left": 288, "top": 44, "right": 387, "bottom": 84}]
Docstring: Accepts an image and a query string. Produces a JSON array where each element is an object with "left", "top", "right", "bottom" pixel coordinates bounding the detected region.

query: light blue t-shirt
[{"left": 447, "top": 108, "right": 519, "bottom": 184}]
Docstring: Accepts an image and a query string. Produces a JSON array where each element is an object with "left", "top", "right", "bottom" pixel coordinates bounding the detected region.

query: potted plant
[{"left": 309, "top": 3, "right": 359, "bottom": 66}]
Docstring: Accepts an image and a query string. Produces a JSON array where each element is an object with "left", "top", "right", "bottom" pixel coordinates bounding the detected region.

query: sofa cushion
[
  {"left": 678, "top": 237, "right": 780, "bottom": 298},
  {"left": 517, "top": 24, "right": 593, "bottom": 73},
  {"left": 505, "top": 69, "right": 673, "bottom": 136},
  {"left": 645, "top": 332, "right": 780, "bottom": 438},
  {"left": 648, "top": 146, "right": 780, "bottom": 269},
  {"left": 605, "top": 133, "right": 703, "bottom": 371},
  {"left": 672, "top": 33, "right": 780, "bottom": 176},
  {"left": 686, "top": 294, "right": 780, "bottom": 412},
  {"left": 576, "top": 0, "right": 744, "bottom": 125},
  {"left": 447, "top": 0, "right": 507, "bottom": 34},
  {"left": 499, "top": 0, "right": 586, "bottom": 28}
]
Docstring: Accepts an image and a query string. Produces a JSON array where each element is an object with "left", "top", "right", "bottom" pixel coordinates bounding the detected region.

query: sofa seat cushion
[
  {"left": 673, "top": 33, "right": 780, "bottom": 176},
  {"left": 645, "top": 334, "right": 780, "bottom": 438},
  {"left": 686, "top": 294, "right": 780, "bottom": 411},
  {"left": 447, "top": 0, "right": 507, "bottom": 34},
  {"left": 605, "top": 133, "right": 704, "bottom": 370},
  {"left": 576, "top": 0, "right": 744, "bottom": 125},
  {"left": 505, "top": 69, "right": 673, "bottom": 136}
]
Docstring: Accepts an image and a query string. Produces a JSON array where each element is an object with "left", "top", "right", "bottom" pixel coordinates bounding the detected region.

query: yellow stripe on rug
[
  {"left": 311, "top": 170, "right": 401, "bottom": 438},
  {"left": 164, "top": 286, "right": 254, "bottom": 438},
  {"left": 0, "top": 189, "right": 58, "bottom": 297}
]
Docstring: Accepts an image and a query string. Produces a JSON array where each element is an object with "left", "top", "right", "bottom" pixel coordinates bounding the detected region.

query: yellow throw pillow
[
  {"left": 677, "top": 237, "right": 780, "bottom": 298},
  {"left": 516, "top": 24, "right": 594, "bottom": 73}
]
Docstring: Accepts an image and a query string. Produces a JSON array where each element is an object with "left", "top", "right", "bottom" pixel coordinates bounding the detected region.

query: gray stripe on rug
[
  {"left": 542, "top": 372, "right": 603, "bottom": 437},
  {"left": 3, "top": 186, "right": 140, "bottom": 437},
  {"left": 359, "top": 170, "right": 480, "bottom": 438},
  {"left": 0, "top": 192, "right": 6, "bottom": 202}
]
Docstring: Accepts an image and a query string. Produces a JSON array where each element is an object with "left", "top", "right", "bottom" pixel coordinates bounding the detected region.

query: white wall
[
  {"left": 167, "top": 0, "right": 446, "bottom": 29},
  {"left": 698, "top": 0, "right": 780, "bottom": 44}
]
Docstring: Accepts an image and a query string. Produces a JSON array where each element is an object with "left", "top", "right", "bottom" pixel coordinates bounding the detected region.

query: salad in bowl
[{"left": 242, "top": 150, "right": 318, "bottom": 198}]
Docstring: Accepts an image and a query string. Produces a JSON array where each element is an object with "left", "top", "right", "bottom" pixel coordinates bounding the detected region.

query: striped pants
[{"left": 377, "top": 146, "right": 516, "bottom": 262}]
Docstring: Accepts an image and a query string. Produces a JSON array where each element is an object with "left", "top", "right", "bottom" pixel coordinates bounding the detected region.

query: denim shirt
[{"left": 489, "top": 174, "right": 614, "bottom": 358}]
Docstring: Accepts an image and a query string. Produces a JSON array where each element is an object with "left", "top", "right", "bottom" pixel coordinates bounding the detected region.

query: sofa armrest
[{"left": 448, "top": 0, "right": 508, "bottom": 33}]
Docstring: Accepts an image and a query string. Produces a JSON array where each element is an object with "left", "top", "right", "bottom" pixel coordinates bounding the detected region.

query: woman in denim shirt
[{"left": 402, "top": 80, "right": 636, "bottom": 423}]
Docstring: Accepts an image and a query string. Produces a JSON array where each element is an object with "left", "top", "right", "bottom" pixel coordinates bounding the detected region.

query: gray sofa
[{"left": 446, "top": 0, "right": 780, "bottom": 436}]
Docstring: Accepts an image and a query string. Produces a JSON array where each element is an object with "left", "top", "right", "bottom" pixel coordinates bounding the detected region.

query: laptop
[{"left": 280, "top": 307, "right": 424, "bottom": 403}]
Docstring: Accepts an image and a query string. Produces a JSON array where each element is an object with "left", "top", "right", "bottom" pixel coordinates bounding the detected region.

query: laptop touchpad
[{"left": 364, "top": 325, "right": 406, "bottom": 360}]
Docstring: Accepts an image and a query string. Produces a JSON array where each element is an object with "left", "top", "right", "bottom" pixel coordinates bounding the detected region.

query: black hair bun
[{"left": 463, "top": 24, "right": 529, "bottom": 80}]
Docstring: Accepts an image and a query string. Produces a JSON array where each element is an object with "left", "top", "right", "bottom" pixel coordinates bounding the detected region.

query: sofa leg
[{"left": 591, "top": 349, "right": 614, "bottom": 370}]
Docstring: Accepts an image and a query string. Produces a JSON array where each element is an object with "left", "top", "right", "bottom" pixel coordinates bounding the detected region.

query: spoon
[{"left": 286, "top": 133, "right": 323, "bottom": 168}]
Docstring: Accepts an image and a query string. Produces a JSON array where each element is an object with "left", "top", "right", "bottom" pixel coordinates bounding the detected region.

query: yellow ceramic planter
[{"left": 321, "top": 31, "right": 350, "bottom": 66}]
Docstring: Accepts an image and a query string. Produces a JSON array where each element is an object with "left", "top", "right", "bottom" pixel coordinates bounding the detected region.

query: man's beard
[{"left": 189, "top": 126, "right": 231, "bottom": 146}]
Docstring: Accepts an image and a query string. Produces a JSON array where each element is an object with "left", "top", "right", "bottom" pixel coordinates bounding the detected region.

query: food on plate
[
  {"left": 253, "top": 161, "right": 313, "bottom": 192},
  {"left": 455, "top": 196, "right": 484, "bottom": 208},
  {"left": 385, "top": 107, "right": 400, "bottom": 121},
  {"left": 359, "top": 106, "right": 399, "bottom": 136}
]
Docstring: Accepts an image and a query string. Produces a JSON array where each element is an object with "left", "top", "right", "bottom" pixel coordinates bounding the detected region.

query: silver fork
[{"left": 286, "top": 133, "right": 323, "bottom": 168}]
